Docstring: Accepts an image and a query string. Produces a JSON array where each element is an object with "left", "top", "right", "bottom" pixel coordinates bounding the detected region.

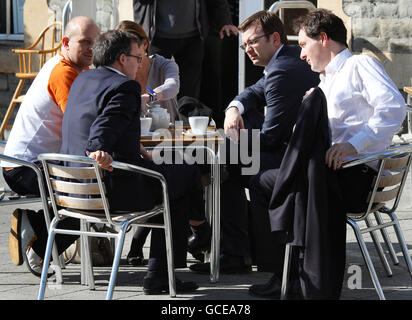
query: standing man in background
[{"left": 133, "top": 0, "right": 238, "bottom": 100}]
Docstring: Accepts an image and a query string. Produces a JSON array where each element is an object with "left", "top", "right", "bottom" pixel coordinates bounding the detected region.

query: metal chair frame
[
  {"left": 0, "top": 153, "right": 63, "bottom": 283},
  {"left": 280, "top": 146, "right": 412, "bottom": 300},
  {"left": 37, "top": 153, "right": 175, "bottom": 300}
]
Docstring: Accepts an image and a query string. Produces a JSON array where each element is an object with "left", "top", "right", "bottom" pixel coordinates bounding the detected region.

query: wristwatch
[{"left": 149, "top": 91, "right": 158, "bottom": 102}]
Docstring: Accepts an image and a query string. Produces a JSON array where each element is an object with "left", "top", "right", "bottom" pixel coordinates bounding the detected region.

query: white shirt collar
[
  {"left": 325, "top": 48, "right": 351, "bottom": 75},
  {"left": 264, "top": 44, "right": 284, "bottom": 75},
  {"left": 104, "top": 66, "right": 127, "bottom": 77}
]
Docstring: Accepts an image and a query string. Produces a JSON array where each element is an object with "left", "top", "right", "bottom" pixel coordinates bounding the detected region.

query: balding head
[
  {"left": 64, "top": 16, "right": 98, "bottom": 38},
  {"left": 62, "top": 16, "right": 100, "bottom": 72}
]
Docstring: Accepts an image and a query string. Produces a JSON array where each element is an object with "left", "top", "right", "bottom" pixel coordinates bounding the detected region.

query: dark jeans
[
  {"left": 3, "top": 164, "right": 79, "bottom": 258},
  {"left": 150, "top": 35, "right": 204, "bottom": 100}
]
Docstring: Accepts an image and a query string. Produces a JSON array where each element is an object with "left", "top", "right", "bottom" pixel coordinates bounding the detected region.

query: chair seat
[
  {"left": 347, "top": 202, "right": 385, "bottom": 218},
  {"left": 58, "top": 205, "right": 164, "bottom": 224}
]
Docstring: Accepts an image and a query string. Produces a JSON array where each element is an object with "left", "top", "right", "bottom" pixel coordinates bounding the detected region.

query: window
[{"left": 0, "top": 0, "right": 25, "bottom": 40}]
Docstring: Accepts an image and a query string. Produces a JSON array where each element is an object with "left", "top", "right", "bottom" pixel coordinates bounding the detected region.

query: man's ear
[
  {"left": 62, "top": 36, "right": 70, "bottom": 48},
  {"left": 118, "top": 52, "right": 127, "bottom": 66},
  {"left": 272, "top": 31, "right": 281, "bottom": 44},
  {"left": 319, "top": 31, "right": 329, "bottom": 46}
]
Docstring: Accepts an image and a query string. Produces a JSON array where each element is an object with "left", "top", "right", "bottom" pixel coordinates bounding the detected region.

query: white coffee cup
[
  {"left": 189, "top": 116, "right": 209, "bottom": 134},
  {"left": 140, "top": 117, "right": 152, "bottom": 134}
]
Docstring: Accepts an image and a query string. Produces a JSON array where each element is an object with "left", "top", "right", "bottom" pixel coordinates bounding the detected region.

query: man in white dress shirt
[
  {"left": 296, "top": 9, "right": 406, "bottom": 212},
  {"left": 297, "top": 9, "right": 406, "bottom": 169}
]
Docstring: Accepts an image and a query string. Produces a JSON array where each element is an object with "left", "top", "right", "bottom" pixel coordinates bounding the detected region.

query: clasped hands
[{"left": 325, "top": 142, "right": 357, "bottom": 170}]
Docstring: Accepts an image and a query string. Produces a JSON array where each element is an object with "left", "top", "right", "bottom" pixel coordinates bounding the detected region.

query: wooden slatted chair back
[{"left": 45, "top": 162, "right": 106, "bottom": 211}]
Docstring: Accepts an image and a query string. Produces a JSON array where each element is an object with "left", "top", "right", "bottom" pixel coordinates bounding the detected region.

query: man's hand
[
  {"left": 87, "top": 150, "right": 113, "bottom": 172},
  {"left": 224, "top": 107, "right": 244, "bottom": 143},
  {"left": 140, "top": 144, "right": 153, "bottom": 161},
  {"left": 219, "top": 25, "right": 238, "bottom": 39},
  {"left": 302, "top": 87, "right": 315, "bottom": 101},
  {"left": 325, "top": 142, "right": 358, "bottom": 170}
]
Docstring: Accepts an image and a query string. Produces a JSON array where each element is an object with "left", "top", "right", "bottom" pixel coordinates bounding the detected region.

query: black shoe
[
  {"left": 143, "top": 276, "right": 199, "bottom": 295},
  {"left": 189, "top": 254, "right": 251, "bottom": 274},
  {"left": 127, "top": 250, "right": 144, "bottom": 266},
  {"left": 188, "top": 222, "right": 211, "bottom": 255},
  {"left": 249, "top": 273, "right": 302, "bottom": 299}
]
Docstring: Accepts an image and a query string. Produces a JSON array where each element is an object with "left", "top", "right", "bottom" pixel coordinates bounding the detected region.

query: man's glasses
[
  {"left": 240, "top": 33, "right": 270, "bottom": 51},
  {"left": 127, "top": 54, "right": 143, "bottom": 63}
]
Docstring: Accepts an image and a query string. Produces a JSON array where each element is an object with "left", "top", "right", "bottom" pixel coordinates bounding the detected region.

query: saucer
[
  {"left": 141, "top": 131, "right": 160, "bottom": 138},
  {"left": 184, "top": 130, "right": 218, "bottom": 137}
]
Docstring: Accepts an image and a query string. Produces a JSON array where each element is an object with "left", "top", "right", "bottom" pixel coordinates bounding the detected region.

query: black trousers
[
  {"left": 150, "top": 35, "right": 204, "bottom": 100},
  {"left": 219, "top": 108, "right": 287, "bottom": 263},
  {"left": 248, "top": 162, "right": 377, "bottom": 274}
]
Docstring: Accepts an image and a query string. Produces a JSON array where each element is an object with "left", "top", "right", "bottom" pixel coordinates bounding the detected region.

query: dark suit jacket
[
  {"left": 61, "top": 66, "right": 160, "bottom": 211},
  {"left": 268, "top": 87, "right": 346, "bottom": 299},
  {"left": 235, "top": 45, "right": 319, "bottom": 155}
]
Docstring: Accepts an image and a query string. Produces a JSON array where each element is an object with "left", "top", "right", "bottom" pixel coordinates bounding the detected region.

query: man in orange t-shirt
[{"left": 4, "top": 16, "right": 100, "bottom": 277}]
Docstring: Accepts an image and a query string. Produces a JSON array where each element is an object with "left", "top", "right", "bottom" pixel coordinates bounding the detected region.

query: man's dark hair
[
  {"left": 238, "top": 10, "right": 288, "bottom": 45},
  {"left": 92, "top": 30, "right": 143, "bottom": 67},
  {"left": 294, "top": 9, "right": 348, "bottom": 48}
]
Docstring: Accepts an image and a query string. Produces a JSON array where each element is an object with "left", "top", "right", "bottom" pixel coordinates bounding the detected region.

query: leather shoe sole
[
  {"left": 8, "top": 209, "right": 36, "bottom": 265},
  {"left": 143, "top": 276, "right": 199, "bottom": 295}
]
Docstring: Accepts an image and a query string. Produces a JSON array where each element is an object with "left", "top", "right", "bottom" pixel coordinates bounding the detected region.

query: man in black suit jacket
[
  {"left": 189, "top": 11, "right": 319, "bottom": 276},
  {"left": 61, "top": 30, "right": 204, "bottom": 294}
]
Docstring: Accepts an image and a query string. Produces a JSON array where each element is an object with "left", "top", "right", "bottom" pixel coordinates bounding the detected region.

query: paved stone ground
[{"left": 0, "top": 146, "right": 412, "bottom": 306}]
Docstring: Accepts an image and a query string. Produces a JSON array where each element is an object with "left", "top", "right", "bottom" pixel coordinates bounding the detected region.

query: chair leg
[
  {"left": 347, "top": 218, "right": 386, "bottom": 300},
  {"left": 106, "top": 223, "right": 127, "bottom": 300},
  {"left": 365, "top": 215, "right": 392, "bottom": 277},
  {"left": 80, "top": 221, "right": 88, "bottom": 286},
  {"left": 83, "top": 222, "right": 95, "bottom": 290},
  {"left": 374, "top": 211, "right": 399, "bottom": 265},
  {"left": 280, "top": 243, "right": 293, "bottom": 300},
  {"left": 389, "top": 212, "right": 412, "bottom": 279},
  {"left": 164, "top": 213, "right": 176, "bottom": 297},
  {"left": 37, "top": 218, "right": 58, "bottom": 300}
]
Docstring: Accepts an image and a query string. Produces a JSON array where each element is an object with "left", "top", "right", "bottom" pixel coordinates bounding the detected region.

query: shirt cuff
[
  {"left": 347, "top": 133, "right": 368, "bottom": 154},
  {"left": 226, "top": 100, "right": 245, "bottom": 115}
]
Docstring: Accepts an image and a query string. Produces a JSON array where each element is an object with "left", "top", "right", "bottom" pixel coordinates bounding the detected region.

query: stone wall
[
  {"left": 48, "top": 0, "right": 116, "bottom": 32},
  {"left": 343, "top": 0, "right": 412, "bottom": 88}
]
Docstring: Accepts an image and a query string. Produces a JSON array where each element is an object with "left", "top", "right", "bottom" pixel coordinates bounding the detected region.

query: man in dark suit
[
  {"left": 189, "top": 11, "right": 319, "bottom": 278},
  {"left": 60, "top": 30, "right": 205, "bottom": 294}
]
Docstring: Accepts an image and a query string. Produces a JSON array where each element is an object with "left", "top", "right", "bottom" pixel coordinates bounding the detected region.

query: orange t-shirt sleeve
[{"left": 47, "top": 62, "right": 78, "bottom": 113}]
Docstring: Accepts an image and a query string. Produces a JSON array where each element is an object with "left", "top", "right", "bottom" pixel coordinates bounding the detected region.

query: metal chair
[
  {"left": 0, "top": 21, "right": 62, "bottom": 139},
  {"left": 0, "top": 153, "right": 63, "bottom": 283},
  {"left": 37, "top": 153, "right": 176, "bottom": 300},
  {"left": 280, "top": 147, "right": 412, "bottom": 300}
]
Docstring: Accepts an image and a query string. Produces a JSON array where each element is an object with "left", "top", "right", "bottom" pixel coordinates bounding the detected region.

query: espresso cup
[
  {"left": 140, "top": 117, "right": 152, "bottom": 134},
  {"left": 189, "top": 116, "right": 209, "bottom": 134}
]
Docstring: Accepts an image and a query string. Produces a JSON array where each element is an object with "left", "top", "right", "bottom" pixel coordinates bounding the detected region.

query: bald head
[
  {"left": 62, "top": 16, "right": 100, "bottom": 72},
  {"left": 64, "top": 16, "right": 98, "bottom": 38}
]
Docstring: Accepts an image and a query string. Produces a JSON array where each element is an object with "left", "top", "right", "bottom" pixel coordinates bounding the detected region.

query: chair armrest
[{"left": 341, "top": 148, "right": 409, "bottom": 169}]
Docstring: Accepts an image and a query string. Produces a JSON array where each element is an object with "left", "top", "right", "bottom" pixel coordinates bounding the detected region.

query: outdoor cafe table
[{"left": 141, "top": 126, "right": 224, "bottom": 282}]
